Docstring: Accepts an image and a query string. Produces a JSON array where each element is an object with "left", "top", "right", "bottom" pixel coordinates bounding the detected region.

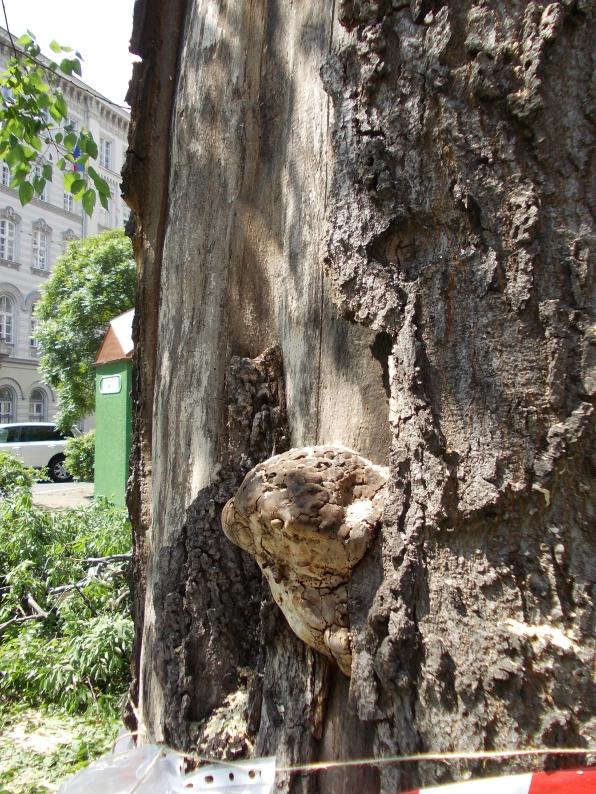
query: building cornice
[
  {"left": 0, "top": 30, "right": 130, "bottom": 126},
  {"left": 30, "top": 266, "right": 50, "bottom": 278},
  {"left": 0, "top": 184, "right": 85, "bottom": 224},
  {"left": 0, "top": 356, "right": 39, "bottom": 368}
]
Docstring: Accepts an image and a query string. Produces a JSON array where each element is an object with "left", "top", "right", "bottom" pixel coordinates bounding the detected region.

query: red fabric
[
  {"left": 528, "top": 768, "right": 596, "bottom": 793},
  {"left": 398, "top": 768, "right": 596, "bottom": 794}
]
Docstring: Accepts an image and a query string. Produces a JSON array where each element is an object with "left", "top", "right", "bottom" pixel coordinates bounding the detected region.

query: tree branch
[
  {"left": 49, "top": 565, "right": 129, "bottom": 595},
  {"left": 1, "top": 0, "right": 18, "bottom": 57},
  {"left": 83, "top": 553, "right": 132, "bottom": 565},
  {"left": 0, "top": 612, "right": 45, "bottom": 634},
  {"left": 26, "top": 593, "right": 48, "bottom": 618}
]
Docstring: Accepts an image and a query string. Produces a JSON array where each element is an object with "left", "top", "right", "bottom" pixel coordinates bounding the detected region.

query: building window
[
  {"left": 99, "top": 138, "right": 112, "bottom": 169},
  {"left": 0, "top": 295, "right": 14, "bottom": 343},
  {"left": 30, "top": 306, "right": 39, "bottom": 351},
  {"left": 1, "top": 164, "right": 10, "bottom": 188},
  {"left": 0, "top": 386, "right": 15, "bottom": 423},
  {"left": 32, "top": 229, "right": 48, "bottom": 270},
  {"left": 30, "top": 388, "right": 46, "bottom": 421},
  {"left": 33, "top": 164, "right": 48, "bottom": 201},
  {"left": 0, "top": 219, "right": 15, "bottom": 261},
  {"left": 64, "top": 192, "right": 74, "bottom": 213}
]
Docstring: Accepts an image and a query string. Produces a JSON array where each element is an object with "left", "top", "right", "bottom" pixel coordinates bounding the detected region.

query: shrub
[
  {"left": 65, "top": 431, "right": 95, "bottom": 482},
  {"left": 0, "top": 452, "right": 36, "bottom": 498}
]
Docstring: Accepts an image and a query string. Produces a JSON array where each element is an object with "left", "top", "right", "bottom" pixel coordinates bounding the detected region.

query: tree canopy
[{"left": 36, "top": 229, "right": 135, "bottom": 430}]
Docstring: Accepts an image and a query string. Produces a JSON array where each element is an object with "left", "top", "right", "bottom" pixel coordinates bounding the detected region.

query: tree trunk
[{"left": 123, "top": 1, "right": 595, "bottom": 792}]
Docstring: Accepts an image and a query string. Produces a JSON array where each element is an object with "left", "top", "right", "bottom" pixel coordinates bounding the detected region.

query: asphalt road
[{"left": 31, "top": 481, "right": 94, "bottom": 510}]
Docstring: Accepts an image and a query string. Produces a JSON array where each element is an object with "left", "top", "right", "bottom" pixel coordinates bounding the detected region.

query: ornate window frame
[
  {"left": 0, "top": 293, "right": 15, "bottom": 344},
  {"left": 62, "top": 228, "right": 79, "bottom": 250},
  {"left": 0, "top": 206, "right": 21, "bottom": 265},
  {"left": 0, "top": 383, "right": 16, "bottom": 423},
  {"left": 32, "top": 218, "right": 52, "bottom": 272},
  {"left": 29, "top": 386, "right": 47, "bottom": 421}
]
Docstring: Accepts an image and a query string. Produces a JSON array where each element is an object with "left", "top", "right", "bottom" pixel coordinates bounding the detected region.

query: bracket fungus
[{"left": 222, "top": 446, "right": 388, "bottom": 676}]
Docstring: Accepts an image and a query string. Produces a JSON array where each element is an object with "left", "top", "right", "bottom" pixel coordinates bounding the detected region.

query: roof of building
[{"left": 95, "top": 308, "right": 134, "bottom": 364}]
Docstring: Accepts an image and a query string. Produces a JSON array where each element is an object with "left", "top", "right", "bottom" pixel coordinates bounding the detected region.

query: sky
[{"left": 1, "top": 0, "right": 139, "bottom": 106}]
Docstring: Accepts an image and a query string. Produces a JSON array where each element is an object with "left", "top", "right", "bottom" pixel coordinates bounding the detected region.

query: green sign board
[{"left": 94, "top": 360, "right": 132, "bottom": 506}]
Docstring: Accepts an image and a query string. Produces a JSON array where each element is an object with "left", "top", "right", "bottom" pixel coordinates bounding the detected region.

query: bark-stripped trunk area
[
  {"left": 124, "top": 1, "right": 595, "bottom": 792},
  {"left": 122, "top": 0, "right": 187, "bottom": 728}
]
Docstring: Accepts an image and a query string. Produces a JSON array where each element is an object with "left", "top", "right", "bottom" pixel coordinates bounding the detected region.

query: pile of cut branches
[{"left": 0, "top": 455, "right": 133, "bottom": 713}]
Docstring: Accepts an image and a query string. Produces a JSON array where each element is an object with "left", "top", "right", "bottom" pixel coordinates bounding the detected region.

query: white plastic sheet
[
  {"left": 57, "top": 745, "right": 276, "bottom": 794},
  {"left": 57, "top": 745, "right": 183, "bottom": 794},
  {"left": 183, "top": 757, "right": 276, "bottom": 793}
]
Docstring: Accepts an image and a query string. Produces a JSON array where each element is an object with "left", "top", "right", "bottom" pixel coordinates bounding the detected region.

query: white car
[{"left": 0, "top": 422, "right": 74, "bottom": 482}]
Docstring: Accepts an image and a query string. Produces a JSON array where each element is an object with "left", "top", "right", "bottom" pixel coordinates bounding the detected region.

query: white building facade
[{"left": 0, "top": 26, "right": 129, "bottom": 425}]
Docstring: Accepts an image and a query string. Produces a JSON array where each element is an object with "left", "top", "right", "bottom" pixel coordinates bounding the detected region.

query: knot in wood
[{"left": 221, "top": 446, "right": 387, "bottom": 676}]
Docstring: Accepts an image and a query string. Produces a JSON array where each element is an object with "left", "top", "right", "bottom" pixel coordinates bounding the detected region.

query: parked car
[{"left": 0, "top": 422, "right": 75, "bottom": 482}]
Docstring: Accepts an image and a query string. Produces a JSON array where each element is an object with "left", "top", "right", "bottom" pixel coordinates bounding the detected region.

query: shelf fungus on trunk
[{"left": 221, "top": 446, "right": 388, "bottom": 676}]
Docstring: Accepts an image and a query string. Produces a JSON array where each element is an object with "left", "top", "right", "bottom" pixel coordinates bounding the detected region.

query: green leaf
[
  {"left": 60, "top": 58, "right": 82, "bottom": 77},
  {"left": 48, "top": 105, "right": 63, "bottom": 123},
  {"left": 42, "top": 163, "right": 53, "bottom": 181},
  {"left": 27, "top": 135, "right": 42, "bottom": 152},
  {"left": 49, "top": 40, "right": 62, "bottom": 54},
  {"left": 5, "top": 144, "right": 27, "bottom": 167},
  {"left": 81, "top": 135, "right": 98, "bottom": 160},
  {"left": 63, "top": 171, "right": 77, "bottom": 191},
  {"left": 82, "top": 188, "right": 96, "bottom": 216},
  {"left": 32, "top": 175, "right": 45, "bottom": 195},
  {"left": 63, "top": 132, "right": 77, "bottom": 150},
  {"left": 71, "top": 178, "right": 86, "bottom": 196},
  {"left": 88, "top": 166, "right": 110, "bottom": 196},
  {"left": 36, "top": 92, "right": 51, "bottom": 109},
  {"left": 54, "top": 94, "right": 68, "bottom": 119},
  {"left": 10, "top": 169, "right": 26, "bottom": 187},
  {"left": 18, "top": 181, "right": 34, "bottom": 205}
]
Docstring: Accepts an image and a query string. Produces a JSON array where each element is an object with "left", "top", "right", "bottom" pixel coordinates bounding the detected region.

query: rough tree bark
[{"left": 123, "top": 1, "right": 595, "bottom": 792}]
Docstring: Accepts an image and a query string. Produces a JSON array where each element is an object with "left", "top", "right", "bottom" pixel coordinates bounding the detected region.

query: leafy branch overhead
[{"left": 0, "top": 31, "right": 110, "bottom": 215}]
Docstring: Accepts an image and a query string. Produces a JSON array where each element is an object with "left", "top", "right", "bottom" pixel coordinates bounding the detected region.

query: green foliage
[
  {"left": 0, "top": 704, "right": 120, "bottom": 792},
  {"left": 65, "top": 431, "right": 95, "bottom": 482},
  {"left": 36, "top": 229, "right": 135, "bottom": 430},
  {"left": 0, "top": 32, "right": 110, "bottom": 214},
  {"left": 0, "top": 494, "right": 132, "bottom": 713},
  {"left": 0, "top": 614, "right": 133, "bottom": 711},
  {"left": 0, "top": 452, "right": 36, "bottom": 498}
]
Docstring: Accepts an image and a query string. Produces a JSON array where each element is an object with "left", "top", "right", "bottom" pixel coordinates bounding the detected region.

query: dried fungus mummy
[{"left": 222, "top": 446, "right": 388, "bottom": 676}]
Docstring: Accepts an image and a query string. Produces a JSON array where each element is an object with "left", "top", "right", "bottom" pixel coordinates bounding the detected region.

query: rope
[
  {"left": 275, "top": 747, "right": 593, "bottom": 774},
  {"left": 111, "top": 734, "right": 592, "bottom": 777}
]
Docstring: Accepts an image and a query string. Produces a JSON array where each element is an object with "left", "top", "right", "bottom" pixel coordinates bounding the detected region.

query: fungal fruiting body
[{"left": 221, "top": 446, "right": 387, "bottom": 675}]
